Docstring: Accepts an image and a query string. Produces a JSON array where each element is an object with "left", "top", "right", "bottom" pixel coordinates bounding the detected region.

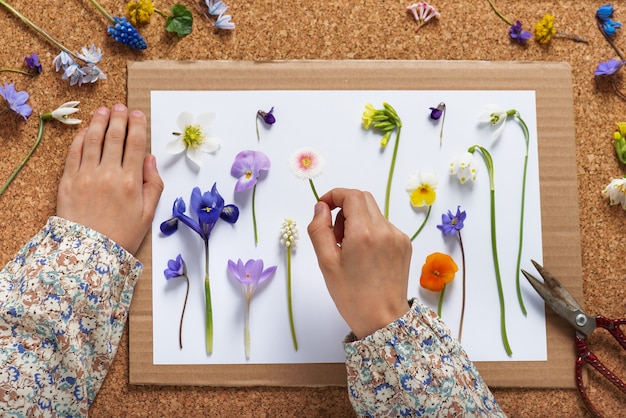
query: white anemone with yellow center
[
  {"left": 166, "top": 111, "right": 221, "bottom": 167},
  {"left": 405, "top": 169, "right": 438, "bottom": 207}
]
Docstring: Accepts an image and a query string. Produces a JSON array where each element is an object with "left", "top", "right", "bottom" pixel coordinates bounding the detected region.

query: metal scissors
[{"left": 521, "top": 260, "right": 626, "bottom": 417}]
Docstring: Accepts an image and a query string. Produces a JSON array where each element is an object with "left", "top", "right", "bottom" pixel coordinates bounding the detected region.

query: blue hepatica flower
[
  {"left": 437, "top": 206, "right": 466, "bottom": 236},
  {"left": 0, "top": 83, "right": 32, "bottom": 120},
  {"left": 595, "top": 58, "right": 624, "bottom": 77}
]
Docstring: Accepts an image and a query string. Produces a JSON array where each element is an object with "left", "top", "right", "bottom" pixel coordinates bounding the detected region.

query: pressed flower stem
[
  {"left": 0, "top": 114, "right": 46, "bottom": 197},
  {"left": 610, "top": 77, "right": 626, "bottom": 102},
  {"left": 154, "top": 8, "right": 168, "bottom": 18},
  {"left": 204, "top": 241, "right": 213, "bottom": 355},
  {"left": 286, "top": 250, "right": 298, "bottom": 351},
  {"left": 468, "top": 145, "right": 512, "bottom": 356},
  {"left": 596, "top": 17, "right": 625, "bottom": 60},
  {"left": 439, "top": 106, "right": 446, "bottom": 147},
  {"left": 178, "top": 275, "right": 190, "bottom": 349},
  {"left": 384, "top": 126, "right": 402, "bottom": 220},
  {"left": 437, "top": 284, "right": 446, "bottom": 317},
  {"left": 252, "top": 184, "right": 259, "bottom": 245},
  {"left": 555, "top": 30, "right": 588, "bottom": 44},
  {"left": 309, "top": 179, "right": 320, "bottom": 201},
  {"left": 0, "top": 68, "right": 36, "bottom": 76},
  {"left": 87, "top": 0, "right": 115, "bottom": 23},
  {"left": 0, "top": 0, "right": 79, "bottom": 61},
  {"left": 514, "top": 113, "right": 530, "bottom": 316},
  {"left": 255, "top": 116, "right": 260, "bottom": 142},
  {"left": 244, "top": 295, "right": 251, "bottom": 359},
  {"left": 457, "top": 231, "right": 466, "bottom": 343},
  {"left": 486, "top": 0, "right": 513, "bottom": 26},
  {"left": 410, "top": 205, "right": 432, "bottom": 241}
]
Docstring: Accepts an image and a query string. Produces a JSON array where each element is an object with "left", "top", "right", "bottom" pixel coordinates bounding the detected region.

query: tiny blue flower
[
  {"left": 107, "top": 16, "right": 148, "bottom": 50},
  {"left": 597, "top": 4, "right": 615, "bottom": 21},
  {"left": 215, "top": 13, "right": 235, "bottom": 30},
  {"left": 595, "top": 58, "right": 624, "bottom": 76}
]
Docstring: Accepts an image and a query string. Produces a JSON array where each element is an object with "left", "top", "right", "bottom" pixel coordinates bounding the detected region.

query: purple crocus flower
[
  {"left": 595, "top": 58, "right": 624, "bottom": 76},
  {"left": 159, "top": 183, "right": 239, "bottom": 242},
  {"left": 509, "top": 21, "right": 532, "bottom": 44},
  {"left": 0, "top": 83, "right": 32, "bottom": 120},
  {"left": 24, "top": 53, "right": 42, "bottom": 74},
  {"left": 164, "top": 254, "right": 186, "bottom": 279},
  {"left": 231, "top": 150, "right": 271, "bottom": 192},
  {"left": 437, "top": 206, "right": 466, "bottom": 236}
]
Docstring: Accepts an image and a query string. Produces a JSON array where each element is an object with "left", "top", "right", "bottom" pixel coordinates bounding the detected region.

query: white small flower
[
  {"left": 166, "top": 112, "right": 221, "bottom": 167},
  {"left": 50, "top": 101, "right": 81, "bottom": 125},
  {"left": 280, "top": 218, "right": 299, "bottom": 249},
  {"left": 206, "top": 0, "right": 228, "bottom": 15},
  {"left": 602, "top": 177, "right": 626, "bottom": 209},
  {"left": 449, "top": 152, "right": 479, "bottom": 183},
  {"left": 405, "top": 169, "right": 438, "bottom": 207},
  {"left": 478, "top": 104, "right": 509, "bottom": 140},
  {"left": 75, "top": 44, "right": 103, "bottom": 64},
  {"left": 288, "top": 147, "right": 326, "bottom": 180},
  {"left": 215, "top": 13, "right": 235, "bottom": 30},
  {"left": 53, "top": 51, "right": 75, "bottom": 72},
  {"left": 81, "top": 63, "right": 107, "bottom": 84}
]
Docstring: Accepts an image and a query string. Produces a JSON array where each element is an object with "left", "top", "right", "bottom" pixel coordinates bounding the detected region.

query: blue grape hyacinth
[{"left": 107, "top": 16, "right": 147, "bottom": 50}]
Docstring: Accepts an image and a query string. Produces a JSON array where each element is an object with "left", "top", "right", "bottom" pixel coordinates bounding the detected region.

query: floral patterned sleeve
[
  {"left": 344, "top": 299, "right": 506, "bottom": 417},
  {"left": 0, "top": 216, "right": 142, "bottom": 416}
]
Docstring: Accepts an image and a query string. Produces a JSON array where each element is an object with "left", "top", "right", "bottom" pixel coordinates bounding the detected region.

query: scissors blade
[{"left": 521, "top": 260, "right": 596, "bottom": 338}]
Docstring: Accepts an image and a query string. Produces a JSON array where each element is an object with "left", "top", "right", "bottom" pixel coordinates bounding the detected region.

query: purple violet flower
[
  {"left": 437, "top": 206, "right": 466, "bottom": 236},
  {"left": 595, "top": 58, "right": 624, "bottom": 76},
  {"left": 429, "top": 104, "right": 445, "bottom": 120},
  {"left": 257, "top": 107, "right": 275, "bottom": 125},
  {"left": 0, "top": 83, "right": 32, "bottom": 120},
  {"left": 24, "top": 53, "right": 42, "bottom": 74},
  {"left": 164, "top": 254, "right": 186, "bottom": 279},
  {"left": 509, "top": 21, "right": 532, "bottom": 43},
  {"left": 231, "top": 150, "right": 271, "bottom": 192}
]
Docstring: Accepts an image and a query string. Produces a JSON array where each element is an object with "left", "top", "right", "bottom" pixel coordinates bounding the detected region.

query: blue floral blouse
[{"left": 0, "top": 217, "right": 141, "bottom": 416}]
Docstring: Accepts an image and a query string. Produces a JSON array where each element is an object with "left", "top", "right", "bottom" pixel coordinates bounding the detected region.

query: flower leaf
[{"left": 165, "top": 4, "right": 193, "bottom": 38}]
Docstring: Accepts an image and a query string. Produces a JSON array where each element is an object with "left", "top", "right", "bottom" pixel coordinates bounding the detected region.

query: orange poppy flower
[{"left": 420, "top": 252, "right": 458, "bottom": 292}]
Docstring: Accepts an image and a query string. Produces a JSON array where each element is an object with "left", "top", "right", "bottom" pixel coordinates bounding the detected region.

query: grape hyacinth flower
[
  {"left": 361, "top": 102, "right": 403, "bottom": 219},
  {"left": 167, "top": 112, "right": 221, "bottom": 168},
  {"left": 437, "top": 206, "right": 467, "bottom": 342},
  {"left": 88, "top": 0, "right": 147, "bottom": 49},
  {"left": 429, "top": 102, "right": 446, "bottom": 146},
  {"left": 289, "top": 147, "right": 325, "bottom": 201},
  {"left": 405, "top": 170, "right": 438, "bottom": 241},
  {"left": 160, "top": 184, "right": 239, "bottom": 354},
  {"left": 0, "top": 83, "right": 32, "bottom": 120},
  {"left": 231, "top": 150, "right": 271, "bottom": 244},
  {"left": 164, "top": 254, "right": 189, "bottom": 349},
  {"left": 256, "top": 106, "right": 275, "bottom": 141},
  {"left": 280, "top": 218, "right": 299, "bottom": 351},
  {"left": 1, "top": 101, "right": 81, "bottom": 197},
  {"left": 228, "top": 259, "right": 277, "bottom": 359}
]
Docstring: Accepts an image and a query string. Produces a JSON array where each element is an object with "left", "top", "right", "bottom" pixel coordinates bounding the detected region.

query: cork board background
[{"left": 0, "top": 1, "right": 624, "bottom": 416}]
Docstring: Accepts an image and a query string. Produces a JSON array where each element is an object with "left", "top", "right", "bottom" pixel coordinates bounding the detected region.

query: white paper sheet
[{"left": 151, "top": 90, "right": 546, "bottom": 365}]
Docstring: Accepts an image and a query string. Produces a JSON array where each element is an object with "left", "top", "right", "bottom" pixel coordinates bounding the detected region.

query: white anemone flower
[
  {"left": 602, "top": 177, "right": 626, "bottom": 209},
  {"left": 166, "top": 112, "right": 221, "bottom": 167},
  {"left": 49, "top": 101, "right": 81, "bottom": 125},
  {"left": 478, "top": 104, "right": 509, "bottom": 140},
  {"left": 449, "top": 152, "right": 479, "bottom": 183}
]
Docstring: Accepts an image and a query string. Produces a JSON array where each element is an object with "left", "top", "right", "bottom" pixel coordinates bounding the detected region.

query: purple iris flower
[
  {"left": 24, "top": 53, "right": 42, "bottom": 74},
  {"left": 228, "top": 258, "right": 277, "bottom": 298},
  {"left": 437, "top": 206, "right": 466, "bottom": 236},
  {"left": 159, "top": 183, "right": 239, "bottom": 242},
  {"left": 509, "top": 21, "right": 532, "bottom": 44},
  {"left": 231, "top": 150, "right": 271, "bottom": 192},
  {"left": 257, "top": 107, "right": 275, "bottom": 125},
  {"left": 595, "top": 58, "right": 624, "bottom": 76},
  {"left": 164, "top": 254, "right": 186, "bottom": 279},
  {"left": 0, "top": 83, "right": 32, "bottom": 120}
]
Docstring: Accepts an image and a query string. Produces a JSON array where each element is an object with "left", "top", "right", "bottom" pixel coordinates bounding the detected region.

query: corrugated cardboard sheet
[{"left": 127, "top": 60, "right": 582, "bottom": 388}]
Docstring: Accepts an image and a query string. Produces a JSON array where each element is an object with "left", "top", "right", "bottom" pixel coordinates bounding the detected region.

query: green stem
[
  {"left": 514, "top": 113, "right": 529, "bottom": 316},
  {"left": 204, "top": 241, "right": 213, "bottom": 355},
  {"left": 86, "top": 0, "right": 115, "bottom": 23},
  {"left": 457, "top": 231, "right": 466, "bottom": 343},
  {"left": 437, "top": 284, "right": 446, "bottom": 318},
  {"left": 154, "top": 7, "right": 169, "bottom": 18},
  {"left": 0, "top": 114, "right": 46, "bottom": 197},
  {"left": 468, "top": 145, "right": 512, "bottom": 356},
  {"left": 179, "top": 275, "right": 189, "bottom": 349},
  {"left": 384, "top": 126, "right": 401, "bottom": 220},
  {"left": 0, "top": 68, "right": 36, "bottom": 76},
  {"left": 244, "top": 295, "right": 251, "bottom": 359},
  {"left": 0, "top": 0, "right": 79, "bottom": 60},
  {"left": 252, "top": 184, "right": 259, "bottom": 245},
  {"left": 485, "top": 0, "right": 513, "bottom": 26},
  {"left": 308, "top": 179, "right": 320, "bottom": 201},
  {"left": 286, "top": 249, "right": 298, "bottom": 351},
  {"left": 555, "top": 30, "right": 588, "bottom": 44},
  {"left": 410, "top": 205, "right": 432, "bottom": 241}
]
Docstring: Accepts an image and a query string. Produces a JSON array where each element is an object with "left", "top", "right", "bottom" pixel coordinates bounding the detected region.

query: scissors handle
[
  {"left": 575, "top": 334, "right": 626, "bottom": 417},
  {"left": 595, "top": 315, "right": 626, "bottom": 350}
]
